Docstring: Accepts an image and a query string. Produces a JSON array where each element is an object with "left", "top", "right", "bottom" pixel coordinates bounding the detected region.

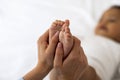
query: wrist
[
  {"left": 37, "top": 61, "right": 52, "bottom": 74},
  {"left": 58, "top": 74, "right": 79, "bottom": 80},
  {"left": 23, "top": 64, "right": 51, "bottom": 80}
]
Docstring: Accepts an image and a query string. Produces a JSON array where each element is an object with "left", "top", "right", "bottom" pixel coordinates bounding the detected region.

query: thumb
[{"left": 54, "top": 42, "right": 64, "bottom": 68}]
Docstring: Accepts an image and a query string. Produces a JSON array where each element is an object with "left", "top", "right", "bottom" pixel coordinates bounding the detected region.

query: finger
[
  {"left": 37, "top": 30, "right": 49, "bottom": 50},
  {"left": 38, "top": 29, "right": 49, "bottom": 43},
  {"left": 54, "top": 42, "right": 64, "bottom": 68},
  {"left": 46, "top": 31, "right": 59, "bottom": 55}
]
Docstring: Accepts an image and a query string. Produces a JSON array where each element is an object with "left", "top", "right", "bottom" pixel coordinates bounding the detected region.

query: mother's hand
[
  {"left": 50, "top": 36, "right": 88, "bottom": 80},
  {"left": 24, "top": 30, "right": 59, "bottom": 80},
  {"left": 37, "top": 30, "right": 59, "bottom": 71}
]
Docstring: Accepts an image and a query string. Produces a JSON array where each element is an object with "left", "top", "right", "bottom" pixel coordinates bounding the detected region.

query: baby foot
[
  {"left": 59, "top": 20, "right": 73, "bottom": 58},
  {"left": 49, "top": 20, "right": 64, "bottom": 42},
  {"left": 49, "top": 20, "right": 73, "bottom": 80}
]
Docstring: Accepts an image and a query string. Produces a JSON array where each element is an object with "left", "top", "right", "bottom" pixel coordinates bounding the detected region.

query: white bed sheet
[{"left": 1, "top": 0, "right": 119, "bottom": 80}]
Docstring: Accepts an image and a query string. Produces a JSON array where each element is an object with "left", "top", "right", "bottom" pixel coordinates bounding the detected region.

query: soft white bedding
[
  {"left": 0, "top": 0, "right": 119, "bottom": 80},
  {"left": 81, "top": 36, "right": 120, "bottom": 80}
]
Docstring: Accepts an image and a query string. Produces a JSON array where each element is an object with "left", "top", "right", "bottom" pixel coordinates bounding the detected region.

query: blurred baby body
[{"left": 77, "top": 6, "right": 120, "bottom": 80}]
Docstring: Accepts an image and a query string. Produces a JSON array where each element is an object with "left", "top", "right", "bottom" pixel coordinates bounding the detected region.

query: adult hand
[
  {"left": 24, "top": 30, "right": 59, "bottom": 80},
  {"left": 50, "top": 36, "right": 88, "bottom": 80}
]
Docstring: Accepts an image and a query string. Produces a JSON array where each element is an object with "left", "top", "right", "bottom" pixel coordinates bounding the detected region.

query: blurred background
[{"left": 0, "top": 0, "right": 120, "bottom": 80}]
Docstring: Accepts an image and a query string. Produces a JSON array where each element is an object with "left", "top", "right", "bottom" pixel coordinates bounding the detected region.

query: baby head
[{"left": 95, "top": 5, "right": 120, "bottom": 42}]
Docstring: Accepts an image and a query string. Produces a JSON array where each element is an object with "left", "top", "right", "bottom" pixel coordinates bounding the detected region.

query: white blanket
[
  {"left": 0, "top": 0, "right": 119, "bottom": 80},
  {"left": 81, "top": 35, "right": 120, "bottom": 80}
]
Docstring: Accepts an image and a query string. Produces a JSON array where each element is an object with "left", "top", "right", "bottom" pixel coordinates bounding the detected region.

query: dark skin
[{"left": 95, "top": 8, "right": 120, "bottom": 42}]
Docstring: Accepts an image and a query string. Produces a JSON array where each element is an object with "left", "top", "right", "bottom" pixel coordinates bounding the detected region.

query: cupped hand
[
  {"left": 24, "top": 30, "right": 60, "bottom": 80},
  {"left": 37, "top": 29, "right": 60, "bottom": 72}
]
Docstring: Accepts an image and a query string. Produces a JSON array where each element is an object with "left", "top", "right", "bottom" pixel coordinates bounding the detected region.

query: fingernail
[
  {"left": 58, "top": 42, "right": 62, "bottom": 48},
  {"left": 55, "top": 31, "right": 59, "bottom": 36}
]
